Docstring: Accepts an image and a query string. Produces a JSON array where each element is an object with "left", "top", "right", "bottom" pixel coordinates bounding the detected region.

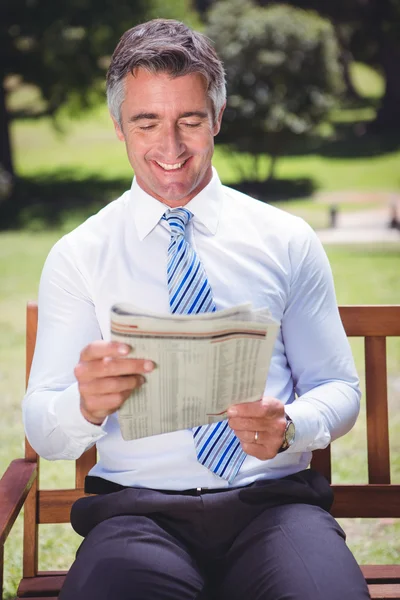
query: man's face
[{"left": 112, "top": 69, "right": 224, "bottom": 207}]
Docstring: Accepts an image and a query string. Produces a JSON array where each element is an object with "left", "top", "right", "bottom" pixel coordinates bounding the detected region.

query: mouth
[{"left": 153, "top": 158, "right": 190, "bottom": 172}]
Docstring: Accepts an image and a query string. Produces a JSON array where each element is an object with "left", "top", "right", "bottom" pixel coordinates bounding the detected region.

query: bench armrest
[{"left": 0, "top": 459, "right": 37, "bottom": 545}]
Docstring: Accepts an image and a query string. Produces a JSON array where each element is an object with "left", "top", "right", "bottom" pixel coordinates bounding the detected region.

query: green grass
[
  {"left": 11, "top": 111, "right": 400, "bottom": 192},
  {"left": 0, "top": 231, "right": 399, "bottom": 597}
]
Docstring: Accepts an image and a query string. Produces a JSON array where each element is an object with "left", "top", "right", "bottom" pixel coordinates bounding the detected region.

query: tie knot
[{"left": 164, "top": 207, "right": 192, "bottom": 237}]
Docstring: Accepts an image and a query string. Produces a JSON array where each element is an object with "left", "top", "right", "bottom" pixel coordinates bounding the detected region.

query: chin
[{"left": 158, "top": 184, "right": 193, "bottom": 203}]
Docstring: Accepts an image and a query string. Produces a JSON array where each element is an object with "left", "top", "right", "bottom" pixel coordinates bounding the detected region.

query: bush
[{"left": 206, "top": 0, "right": 344, "bottom": 180}]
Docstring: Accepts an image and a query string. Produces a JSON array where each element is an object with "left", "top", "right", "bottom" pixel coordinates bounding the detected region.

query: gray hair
[{"left": 106, "top": 19, "right": 226, "bottom": 127}]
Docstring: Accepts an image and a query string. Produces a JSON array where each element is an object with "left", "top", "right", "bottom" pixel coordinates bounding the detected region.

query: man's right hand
[{"left": 74, "top": 341, "right": 154, "bottom": 425}]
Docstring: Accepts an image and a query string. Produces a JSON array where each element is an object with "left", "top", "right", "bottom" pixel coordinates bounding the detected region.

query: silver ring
[{"left": 254, "top": 431, "right": 259, "bottom": 443}]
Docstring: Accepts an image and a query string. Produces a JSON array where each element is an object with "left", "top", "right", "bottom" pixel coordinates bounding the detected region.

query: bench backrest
[{"left": 23, "top": 302, "right": 400, "bottom": 578}]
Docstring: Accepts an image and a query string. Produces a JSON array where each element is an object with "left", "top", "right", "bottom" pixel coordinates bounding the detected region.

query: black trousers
[{"left": 59, "top": 469, "right": 370, "bottom": 600}]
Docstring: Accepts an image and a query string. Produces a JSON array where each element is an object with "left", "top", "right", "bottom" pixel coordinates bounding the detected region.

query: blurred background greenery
[{"left": 0, "top": 0, "right": 399, "bottom": 597}]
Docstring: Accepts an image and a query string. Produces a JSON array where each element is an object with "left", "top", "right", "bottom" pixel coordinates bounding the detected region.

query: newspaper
[{"left": 111, "top": 303, "right": 280, "bottom": 441}]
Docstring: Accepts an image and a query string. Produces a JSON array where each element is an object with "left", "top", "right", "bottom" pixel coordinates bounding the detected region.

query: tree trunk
[
  {"left": 253, "top": 154, "right": 261, "bottom": 181},
  {"left": 373, "top": 41, "right": 400, "bottom": 131},
  {"left": 340, "top": 48, "right": 361, "bottom": 101},
  {"left": 334, "top": 24, "right": 361, "bottom": 102},
  {"left": 0, "top": 77, "right": 14, "bottom": 176},
  {"left": 267, "top": 153, "right": 277, "bottom": 181}
]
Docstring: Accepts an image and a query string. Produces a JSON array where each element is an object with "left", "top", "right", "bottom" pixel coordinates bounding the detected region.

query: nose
[{"left": 159, "top": 123, "right": 186, "bottom": 161}]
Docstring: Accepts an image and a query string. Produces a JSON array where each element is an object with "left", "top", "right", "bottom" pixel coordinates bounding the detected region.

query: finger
[
  {"left": 240, "top": 442, "right": 278, "bottom": 461},
  {"left": 80, "top": 374, "right": 145, "bottom": 396},
  {"left": 227, "top": 397, "right": 284, "bottom": 419},
  {"left": 80, "top": 341, "right": 132, "bottom": 362},
  {"left": 228, "top": 414, "right": 286, "bottom": 433},
  {"left": 81, "top": 389, "right": 134, "bottom": 418},
  {"left": 75, "top": 357, "right": 155, "bottom": 382},
  {"left": 235, "top": 430, "right": 264, "bottom": 444}
]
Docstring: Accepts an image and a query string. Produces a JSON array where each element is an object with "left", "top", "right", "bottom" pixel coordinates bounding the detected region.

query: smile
[{"left": 154, "top": 159, "right": 188, "bottom": 171}]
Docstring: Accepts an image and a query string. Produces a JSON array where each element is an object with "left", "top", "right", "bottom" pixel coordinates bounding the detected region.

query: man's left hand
[{"left": 227, "top": 397, "right": 287, "bottom": 460}]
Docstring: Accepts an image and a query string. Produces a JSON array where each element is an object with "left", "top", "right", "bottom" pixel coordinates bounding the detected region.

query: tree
[
  {"left": 0, "top": 0, "right": 198, "bottom": 177},
  {"left": 206, "top": 0, "right": 344, "bottom": 181},
  {"left": 260, "top": 0, "right": 400, "bottom": 129}
]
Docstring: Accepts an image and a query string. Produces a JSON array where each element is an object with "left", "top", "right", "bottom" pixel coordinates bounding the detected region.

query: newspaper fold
[{"left": 111, "top": 303, "right": 280, "bottom": 441}]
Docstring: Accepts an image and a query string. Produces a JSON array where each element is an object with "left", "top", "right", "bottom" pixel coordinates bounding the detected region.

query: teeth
[{"left": 156, "top": 160, "right": 186, "bottom": 170}]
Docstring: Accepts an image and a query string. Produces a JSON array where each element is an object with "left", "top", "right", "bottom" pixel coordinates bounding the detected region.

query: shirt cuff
[
  {"left": 51, "top": 382, "right": 108, "bottom": 448},
  {"left": 284, "top": 398, "right": 330, "bottom": 453}
]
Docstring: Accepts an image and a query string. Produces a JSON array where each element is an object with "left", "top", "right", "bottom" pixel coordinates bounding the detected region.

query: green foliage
[
  {"left": 206, "top": 1, "right": 344, "bottom": 177},
  {"left": 1, "top": 0, "right": 196, "bottom": 119},
  {"left": 250, "top": 0, "right": 400, "bottom": 129}
]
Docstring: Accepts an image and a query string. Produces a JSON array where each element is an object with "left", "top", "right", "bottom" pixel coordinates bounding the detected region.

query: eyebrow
[{"left": 128, "top": 111, "right": 208, "bottom": 122}]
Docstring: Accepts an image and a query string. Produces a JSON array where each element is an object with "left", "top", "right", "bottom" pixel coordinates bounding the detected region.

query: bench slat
[
  {"left": 362, "top": 565, "right": 400, "bottom": 584},
  {"left": 365, "top": 337, "right": 391, "bottom": 483},
  {"left": 331, "top": 485, "right": 400, "bottom": 517},
  {"left": 339, "top": 306, "right": 400, "bottom": 337},
  {"left": 75, "top": 446, "right": 96, "bottom": 489},
  {"left": 310, "top": 447, "right": 331, "bottom": 483},
  {"left": 18, "top": 574, "right": 66, "bottom": 596},
  {"left": 368, "top": 583, "right": 400, "bottom": 599},
  {"left": 38, "top": 490, "right": 87, "bottom": 524}
]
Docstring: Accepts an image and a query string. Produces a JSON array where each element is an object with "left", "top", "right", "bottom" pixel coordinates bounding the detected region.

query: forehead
[{"left": 122, "top": 68, "right": 210, "bottom": 113}]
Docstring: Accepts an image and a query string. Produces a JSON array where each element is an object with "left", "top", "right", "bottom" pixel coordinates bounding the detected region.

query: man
[{"left": 23, "top": 18, "right": 370, "bottom": 600}]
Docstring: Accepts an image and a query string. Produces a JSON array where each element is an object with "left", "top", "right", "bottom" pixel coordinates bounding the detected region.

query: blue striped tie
[{"left": 164, "top": 207, "right": 246, "bottom": 483}]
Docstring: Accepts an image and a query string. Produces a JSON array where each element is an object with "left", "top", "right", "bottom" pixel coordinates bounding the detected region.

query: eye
[
  {"left": 139, "top": 124, "right": 156, "bottom": 130},
  {"left": 182, "top": 122, "right": 202, "bottom": 128}
]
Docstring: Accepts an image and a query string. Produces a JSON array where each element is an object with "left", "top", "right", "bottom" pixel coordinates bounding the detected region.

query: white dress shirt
[{"left": 23, "top": 168, "right": 360, "bottom": 490}]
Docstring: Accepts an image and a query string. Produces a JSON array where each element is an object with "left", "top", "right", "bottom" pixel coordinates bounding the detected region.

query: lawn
[{"left": 0, "top": 230, "right": 399, "bottom": 597}]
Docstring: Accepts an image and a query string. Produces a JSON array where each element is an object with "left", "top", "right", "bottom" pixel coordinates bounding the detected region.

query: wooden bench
[{"left": 1, "top": 301, "right": 400, "bottom": 599}]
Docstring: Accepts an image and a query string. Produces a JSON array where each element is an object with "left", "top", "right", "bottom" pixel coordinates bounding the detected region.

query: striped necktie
[{"left": 164, "top": 207, "right": 246, "bottom": 483}]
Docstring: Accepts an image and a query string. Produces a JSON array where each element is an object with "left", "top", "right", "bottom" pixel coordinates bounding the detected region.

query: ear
[
  {"left": 213, "top": 102, "right": 226, "bottom": 136},
  {"left": 111, "top": 115, "right": 125, "bottom": 142}
]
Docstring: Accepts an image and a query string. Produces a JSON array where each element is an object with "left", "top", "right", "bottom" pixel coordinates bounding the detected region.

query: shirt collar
[{"left": 130, "top": 167, "right": 224, "bottom": 241}]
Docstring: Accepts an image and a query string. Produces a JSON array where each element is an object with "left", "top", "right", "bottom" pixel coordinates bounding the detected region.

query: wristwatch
[{"left": 278, "top": 413, "right": 295, "bottom": 453}]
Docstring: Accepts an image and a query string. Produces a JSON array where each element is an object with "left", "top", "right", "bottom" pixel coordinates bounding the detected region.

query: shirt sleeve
[
  {"left": 281, "top": 220, "right": 361, "bottom": 453},
  {"left": 22, "top": 237, "right": 108, "bottom": 460}
]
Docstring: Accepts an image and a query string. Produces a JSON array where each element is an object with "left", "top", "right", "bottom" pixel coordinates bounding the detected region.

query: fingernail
[
  {"left": 118, "top": 345, "right": 130, "bottom": 355},
  {"left": 227, "top": 408, "right": 237, "bottom": 417},
  {"left": 144, "top": 360, "right": 154, "bottom": 372}
]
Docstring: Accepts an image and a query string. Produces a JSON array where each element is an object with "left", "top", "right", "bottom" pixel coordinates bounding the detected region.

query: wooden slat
[
  {"left": 365, "top": 337, "right": 390, "bottom": 483},
  {"left": 75, "top": 446, "right": 97, "bottom": 488},
  {"left": 24, "top": 303, "right": 40, "bottom": 579},
  {"left": 23, "top": 478, "right": 39, "bottom": 578},
  {"left": 339, "top": 306, "right": 400, "bottom": 337},
  {"left": 0, "top": 460, "right": 37, "bottom": 545},
  {"left": 362, "top": 565, "right": 400, "bottom": 584},
  {"left": 368, "top": 583, "right": 400, "bottom": 599},
  {"left": 0, "top": 543, "right": 4, "bottom": 600},
  {"left": 18, "top": 574, "right": 66, "bottom": 596},
  {"left": 25, "top": 302, "right": 38, "bottom": 463},
  {"left": 37, "top": 570, "right": 68, "bottom": 577},
  {"left": 38, "top": 490, "right": 87, "bottom": 524},
  {"left": 310, "top": 446, "right": 331, "bottom": 482},
  {"left": 25, "top": 301, "right": 38, "bottom": 389},
  {"left": 331, "top": 485, "right": 400, "bottom": 517},
  {"left": 17, "top": 597, "right": 59, "bottom": 600}
]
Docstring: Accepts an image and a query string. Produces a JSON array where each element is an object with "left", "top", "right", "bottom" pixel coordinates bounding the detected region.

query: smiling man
[
  {"left": 23, "top": 19, "right": 370, "bottom": 600},
  {"left": 112, "top": 69, "right": 221, "bottom": 207}
]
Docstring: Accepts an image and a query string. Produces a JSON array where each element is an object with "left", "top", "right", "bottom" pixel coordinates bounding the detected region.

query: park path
[{"left": 316, "top": 208, "right": 400, "bottom": 244}]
